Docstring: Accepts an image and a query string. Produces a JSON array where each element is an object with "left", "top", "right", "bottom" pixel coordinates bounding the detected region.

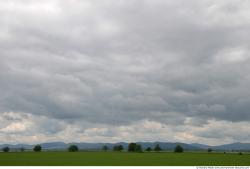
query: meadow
[{"left": 0, "top": 151, "right": 249, "bottom": 166}]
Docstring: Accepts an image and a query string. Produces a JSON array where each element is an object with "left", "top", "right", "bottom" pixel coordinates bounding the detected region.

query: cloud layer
[{"left": 0, "top": 0, "right": 250, "bottom": 145}]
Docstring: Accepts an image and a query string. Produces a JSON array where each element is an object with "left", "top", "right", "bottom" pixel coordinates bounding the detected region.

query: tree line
[{"left": 1, "top": 143, "right": 186, "bottom": 153}]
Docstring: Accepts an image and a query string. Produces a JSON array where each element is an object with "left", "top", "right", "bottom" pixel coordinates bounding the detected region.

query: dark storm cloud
[{"left": 0, "top": 0, "right": 250, "bottom": 144}]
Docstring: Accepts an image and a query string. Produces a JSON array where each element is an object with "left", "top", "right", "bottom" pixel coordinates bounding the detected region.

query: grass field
[{"left": 0, "top": 151, "right": 249, "bottom": 166}]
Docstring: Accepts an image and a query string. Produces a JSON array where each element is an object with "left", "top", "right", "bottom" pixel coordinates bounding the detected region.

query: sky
[{"left": 0, "top": 0, "right": 250, "bottom": 146}]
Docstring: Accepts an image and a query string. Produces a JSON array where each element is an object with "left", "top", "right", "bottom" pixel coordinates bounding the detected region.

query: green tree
[
  {"left": 20, "top": 147, "right": 25, "bottom": 152},
  {"left": 33, "top": 145, "right": 42, "bottom": 152},
  {"left": 113, "top": 145, "right": 123, "bottom": 151},
  {"left": 118, "top": 145, "right": 123, "bottom": 151},
  {"left": 2, "top": 147, "right": 10, "bottom": 152},
  {"left": 174, "top": 145, "right": 184, "bottom": 153},
  {"left": 128, "top": 143, "right": 137, "bottom": 152},
  {"left": 145, "top": 147, "right": 152, "bottom": 152},
  {"left": 207, "top": 148, "right": 212, "bottom": 152},
  {"left": 68, "top": 145, "right": 78, "bottom": 152},
  {"left": 113, "top": 145, "right": 118, "bottom": 151},
  {"left": 154, "top": 144, "right": 162, "bottom": 152},
  {"left": 135, "top": 144, "right": 142, "bottom": 152},
  {"left": 102, "top": 145, "right": 108, "bottom": 151}
]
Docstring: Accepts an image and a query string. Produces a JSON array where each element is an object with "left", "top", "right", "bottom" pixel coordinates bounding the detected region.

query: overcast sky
[{"left": 0, "top": 0, "right": 250, "bottom": 145}]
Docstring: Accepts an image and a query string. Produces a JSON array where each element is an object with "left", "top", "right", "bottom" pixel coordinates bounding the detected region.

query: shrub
[
  {"left": 118, "top": 145, "right": 123, "bottom": 151},
  {"left": 102, "top": 145, "right": 108, "bottom": 151},
  {"left": 33, "top": 145, "right": 42, "bottom": 152},
  {"left": 174, "top": 145, "right": 184, "bottom": 153},
  {"left": 113, "top": 145, "right": 123, "bottom": 151},
  {"left": 135, "top": 144, "right": 142, "bottom": 152},
  {"left": 2, "top": 147, "right": 10, "bottom": 152},
  {"left": 20, "top": 147, "right": 25, "bottom": 152},
  {"left": 68, "top": 145, "right": 79, "bottom": 152},
  {"left": 145, "top": 147, "right": 152, "bottom": 152},
  {"left": 128, "top": 143, "right": 137, "bottom": 152},
  {"left": 154, "top": 144, "right": 162, "bottom": 152}
]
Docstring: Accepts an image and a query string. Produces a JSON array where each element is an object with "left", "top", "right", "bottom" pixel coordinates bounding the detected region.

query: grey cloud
[{"left": 0, "top": 0, "right": 250, "bottom": 143}]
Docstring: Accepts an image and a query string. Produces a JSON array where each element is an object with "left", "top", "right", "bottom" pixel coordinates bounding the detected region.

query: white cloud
[{"left": 214, "top": 47, "right": 250, "bottom": 63}]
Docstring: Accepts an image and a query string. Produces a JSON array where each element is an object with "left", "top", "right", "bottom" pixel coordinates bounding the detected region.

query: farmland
[{"left": 0, "top": 151, "right": 249, "bottom": 166}]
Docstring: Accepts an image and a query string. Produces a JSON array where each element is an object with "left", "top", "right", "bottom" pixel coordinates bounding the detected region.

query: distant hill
[
  {"left": 190, "top": 143, "right": 211, "bottom": 149},
  {"left": 1, "top": 141, "right": 250, "bottom": 151},
  {"left": 40, "top": 142, "right": 67, "bottom": 150},
  {"left": 213, "top": 142, "right": 250, "bottom": 151},
  {"left": 137, "top": 142, "right": 200, "bottom": 150}
]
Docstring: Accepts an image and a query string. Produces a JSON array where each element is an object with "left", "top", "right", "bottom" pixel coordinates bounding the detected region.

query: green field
[{"left": 0, "top": 152, "right": 249, "bottom": 166}]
